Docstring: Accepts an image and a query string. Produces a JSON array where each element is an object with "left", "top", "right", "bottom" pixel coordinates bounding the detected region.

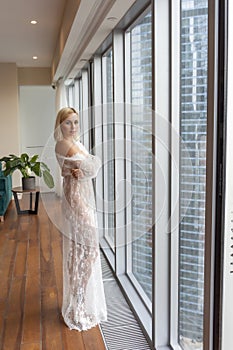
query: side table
[{"left": 12, "top": 187, "right": 40, "bottom": 215}]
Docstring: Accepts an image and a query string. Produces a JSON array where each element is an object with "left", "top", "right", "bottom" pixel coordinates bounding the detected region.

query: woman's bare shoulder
[
  {"left": 55, "top": 140, "right": 68, "bottom": 156},
  {"left": 55, "top": 140, "right": 82, "bottom": 157}
]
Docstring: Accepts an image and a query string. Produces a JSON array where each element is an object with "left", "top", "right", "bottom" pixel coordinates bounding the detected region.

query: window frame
[
  {"left": 92, "top": 55, "right": 104, "bottom": 240},
  {"left": 220, "top": 1, "right": 233, "bottom": 349},
  {"left": 170, "top": 0, "right": 181, "bottom": 347},
  {"left": 169, "top": 0, "right": 219, "bottom": 349},
  {"left": 81, "top": 69, "right": 90, "bottom": 150},
  {"left": 152, "top": 0, "right": 171, "bottom": 347},
  {"left": 124, "top": 6, "right": 153, "bottom": 311},
  {"left": 101, "top": 46, "right": 116, "bottom": 257},
  {"left": 112, "top": 29, "right": 126, "bottom": 275},
  {"left": 204, "top": 0, "right": 220, "bottom": 348}
]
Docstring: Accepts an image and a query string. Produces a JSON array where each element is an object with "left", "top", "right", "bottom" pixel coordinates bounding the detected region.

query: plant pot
[{"left": 22, "top": 176, "right": 36, "bottom": 190}]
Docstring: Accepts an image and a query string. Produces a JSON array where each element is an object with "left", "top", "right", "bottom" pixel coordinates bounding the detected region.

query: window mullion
[
  {"left": 102, "top": 55, "right": 112, "bottom": 254},
  {"left": 221, "top": 1, "right": 233, "bottom": 348},
  {"left": 81, "top": 70, "right": 89, "bottom": 150},
  {"left": 93, "top": 55, "right": 104, "bottom": 240},
  {"left": 74, "top": 79, "right": 80, "bottom": 113},
  {"left": 152, "top": 0, "right": 170, "bottom": 348},
  {"left": 101, "top": 47, "right": 116, "bottom": 265},
  {"left": 204, "top": 0, "right": 219, "bottom": 348},
  {"left": 125, "top": 30, "right": 133, "bottom": 275},
  {"left": 170, "top": 0, "right": 182, "bottom": 349},
  {"left": 113, "top": 29, "right": 126, "bottom": 276}
]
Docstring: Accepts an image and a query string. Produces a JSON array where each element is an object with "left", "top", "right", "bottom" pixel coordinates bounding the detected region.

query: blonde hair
[{"left": 54, "top": 107, "right": 79, "bottom": 141}]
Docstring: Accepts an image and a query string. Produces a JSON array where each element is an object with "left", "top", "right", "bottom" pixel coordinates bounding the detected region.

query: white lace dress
[{"left": 56, "top": 142, "right": 107, "bottom": 331}]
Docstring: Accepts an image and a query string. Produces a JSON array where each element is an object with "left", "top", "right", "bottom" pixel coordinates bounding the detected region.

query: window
[
  {"left": 73, "top": 79, "right": 83, "bottom": 142},
  {"left": 102, "top": 48, "right": 115, "bottom": 251},
  {"left": 178, "top": 1, "right": 208, "bottom": 348},
  {"left": 126, "top": 10, "right": 153, "bottom": 302},
  {"left": 66, "top": 83, "right": 74, "bottom": 107}
]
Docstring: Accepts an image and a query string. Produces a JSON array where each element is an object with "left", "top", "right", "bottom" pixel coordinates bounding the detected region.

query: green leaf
[
  {"left": 21, "top": 153, "right": 29, "bottom": 163},
  {"left": 9, "top": 154, "right": 18, "bottom": 159},
  {"left": 0, "top": 156, "right": 11, "bottom": 162},
  {"left": 43, "top": 170, "right": 54, "bottom": 188},
  {"left": 40, "top": 162, "right": 50, "bottom": 172},
  {"left": 30, "top": 155, "right": 39, "bottom": 163},
  {"left": 21, "top": 168, "right": 30, "bottom": 178},
  {"left": 10, "top": 159, "right": 23, "bottom": 169},
  {"left": 31, "top": 162, "right": 41, "bottom": 176},
  {"left": 3, "top": 168, "right": 12, "bottom": 176}
]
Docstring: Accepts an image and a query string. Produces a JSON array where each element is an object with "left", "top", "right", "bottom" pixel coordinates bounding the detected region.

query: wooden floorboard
[{"left": 0, "top": 194, "right": 106, "bottom": 350}]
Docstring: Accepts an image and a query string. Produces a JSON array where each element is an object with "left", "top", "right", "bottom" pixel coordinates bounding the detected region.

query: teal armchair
[{"left": 0, "top": 162, "right": 12, "bottom": 222}]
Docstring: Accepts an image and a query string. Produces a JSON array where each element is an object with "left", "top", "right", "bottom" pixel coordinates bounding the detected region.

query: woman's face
[{"left": 61, "top": 113, "right": 79, "bottom": 140}]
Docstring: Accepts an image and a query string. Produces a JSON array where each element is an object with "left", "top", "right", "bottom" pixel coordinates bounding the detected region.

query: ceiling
[
  {"left": 0, "top": 0, "right": 66, "bottom": 67},
  {"left": 0, "top": 0, "right": 139, "bottom": 80}
]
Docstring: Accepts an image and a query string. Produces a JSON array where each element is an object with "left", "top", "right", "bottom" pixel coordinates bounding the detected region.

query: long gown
[{"left": 56, "top": 141, "right": 107, "bottom": 331}]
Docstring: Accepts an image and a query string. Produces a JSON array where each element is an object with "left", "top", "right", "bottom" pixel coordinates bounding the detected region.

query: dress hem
[{"left": 63, "top": 317, "right": 107, "bottom": 332}]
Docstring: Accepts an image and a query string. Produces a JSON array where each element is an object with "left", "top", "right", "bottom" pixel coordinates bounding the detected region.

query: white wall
[{"left": 19, "top": 86, "right": 56, "bottom": 189}]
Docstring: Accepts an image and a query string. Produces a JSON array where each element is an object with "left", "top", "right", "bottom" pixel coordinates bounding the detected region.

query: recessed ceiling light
[
  {"left": 30, "top": 20, "right": 37, "bottom": 24},
  {"left": 107, "top": 16, "right": 118, "bottom": 22},
  {"left": 33, "top": 56, "right": 38, "bottom": 60}
]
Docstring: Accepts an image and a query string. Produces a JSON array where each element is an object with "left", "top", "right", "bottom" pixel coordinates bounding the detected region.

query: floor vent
[{"left": 100, "top": 253, "right": 151, "bottom": 350}]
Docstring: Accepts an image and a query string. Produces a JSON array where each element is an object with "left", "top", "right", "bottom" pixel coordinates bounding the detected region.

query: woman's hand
[{"left": 70, "top": 168, "right": 84, "bottom": 179}]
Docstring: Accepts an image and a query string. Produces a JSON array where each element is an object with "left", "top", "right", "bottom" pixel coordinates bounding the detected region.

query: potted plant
[{"left": 0, "top": 153, "right": 54, "bottom": 190}]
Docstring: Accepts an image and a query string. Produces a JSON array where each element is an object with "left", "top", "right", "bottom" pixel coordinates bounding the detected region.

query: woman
[{"left": 54, "top": 107, "right": 107, "bottom": 331}]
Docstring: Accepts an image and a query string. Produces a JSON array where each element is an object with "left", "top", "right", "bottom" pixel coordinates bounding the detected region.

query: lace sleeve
[
  {"left": 78, "top": 155, "right": 101, "bottom": 180},
  {"left": 61, "top": 163, "right": 72, "bottom": 177},
  {"left": 60, "top": 159, "right": 80, "bottom": 177},
  {"left": 58, "top": 155, "right": 101, "bottom": 180}
]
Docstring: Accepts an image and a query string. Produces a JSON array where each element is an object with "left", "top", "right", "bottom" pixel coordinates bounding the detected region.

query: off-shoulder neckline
[
  {"left": 56, "top": 151, "right": 87, "bottom": 160},
  {"left": 55, "top": 140, "right": 88, "bottom": 159}
]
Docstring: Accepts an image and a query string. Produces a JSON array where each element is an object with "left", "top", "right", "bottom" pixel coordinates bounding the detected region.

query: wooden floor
[{"left": 0, "top": 193, "right": 106, "bottom": 350}]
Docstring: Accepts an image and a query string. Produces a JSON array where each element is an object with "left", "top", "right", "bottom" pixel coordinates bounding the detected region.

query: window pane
[
  {"left": 130, "top": 11, "right": 153, "bottom": 300},
  {"left": 103, "top": 49, "right": 115, "bottom": 249},
  {"left": 75, "top": 79, "right": 83, "bottom": 143},
  {"left": 179, "top": 1, "right": 208, "bottom": 349}
]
